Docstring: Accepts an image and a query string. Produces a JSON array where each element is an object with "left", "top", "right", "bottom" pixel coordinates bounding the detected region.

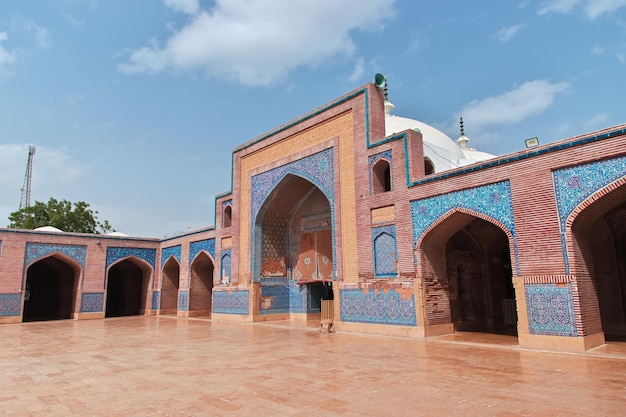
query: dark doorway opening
[
  {"left": 23, "top": 256, "right": 77, "bottom": 322},
  {"left": 189, "top": 252, "right": 214, "bottom": 316},
  {"left": 105, "top": 259, "right": 148, "bottom": 317}
]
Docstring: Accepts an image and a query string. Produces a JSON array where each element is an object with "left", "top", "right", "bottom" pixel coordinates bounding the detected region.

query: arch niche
[
  {"left": 23, "top": 255, "right": 81, "bottom": 322},
  {"left": 105, "top": 258, "right": 152, "bottom": 317},
  {"left": 569, "top": 182, "right": 626, "bottom": 341},
  {"left": 189, "top": 251, "right": 214, "bottom": 316},
  {"left": 160, "top": 257, "right": 180, "bottom": 315},
  {"left": 417, "top": 210, "right": 517, "bottom": 337},
  {"left": 254, "top": 174, "right": 335, "bottom": 310}
]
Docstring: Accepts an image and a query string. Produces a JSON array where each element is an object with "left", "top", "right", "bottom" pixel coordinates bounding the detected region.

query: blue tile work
[
  {"left": 189, "top": 238, "right": 215, "bottom": 263},
  {"left": 152, "top": 291, "right": 161, "bottom": 310},
  {"left": 24, "top": 243, "right": 87, "bottom": 268},
  {"left": 106, "top": 247, "right": 156, "bottom": 269},
  {"left": 411, "top": 180, "right": 519, "bottom": 274},
  {"left": 525, "top": 284, "right": 577, "bottom": 337},
  {"left": 368, "top": 150, "right": 392, "bottom": 166},
  {"left": 372, "top": 225, "right": 397, "bottom": 277},
  {"left": 161, "top": 245, "right": 182, "bottom": 267},
  {"left": 220, "top": 250, "right": 232, "bottom": 284},
  {"left": 178, "top": 291, "right": 189, "bottom": 311},
  {"left": 259, "top": 280, "right": 290, "bottom": 315},
  {"left": 289, "top": 280, "right": 308, "bottom": 313},
  {"left": 251, "top": 148, "right": 335, "bottom": 221},
  {"left": 553, "top": 155, "right": 626, "bottom": 273},
  {"left": 251, "top": 149, "right": 337, "bottom": 283},
  {"left": 369, "top": 150, "right": 392, "bottom": 194},
  {"left": 340, "top": 288, "right": 417, "bottom": 326},
  {"left": 213, "top": 290, "right": 249, "bottom": 315},
  {"left": 80, "top": 293, "right": 104, "bottom": 313},
  {"left": 0, "top": 293, "right": 21, "bottom": 317},
  {"left": 222, "top": 200, "right": 232, "bottom": 208}
]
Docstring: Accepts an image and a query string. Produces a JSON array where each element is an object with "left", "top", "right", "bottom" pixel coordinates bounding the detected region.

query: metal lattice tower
[{"left": 19, "top": 146, "right": 36, "bottom": 210}]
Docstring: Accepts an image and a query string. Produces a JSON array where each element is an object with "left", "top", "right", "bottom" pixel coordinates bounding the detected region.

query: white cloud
[
  {"left": 163, "top": 0, "right": 200, "bottom": 15},
  {"left": 585, "top": 0, "right": 626, "bottom": 18},
  {"left": 538, "top": 0, "right": 581, "bottom": 15},
  {"left": 591, "top": 45, "right": 605, "bottom": 55},
  {"left": 118, "top": 0, "right": 395, "bottom": 86},
  {"left": 348, "top": 57, "right": 364, "bottom": 82},
  {"left": 493, "top": 24, "right": 525, "bottom": 43},
  {"left": 0, "top": 32, "right": 17, "bottom": 67},
  {"left": 456, "top": 80, "right": 569, "bottom": 131},
  {"left": 23, "top": 21, "right": 52, "bottom": 48},
  {"left": 584, "top": 112, "right": 610, "bottom": 128},
  {"left": 538, "top": 0, "right": 626, "bottom": 18}
]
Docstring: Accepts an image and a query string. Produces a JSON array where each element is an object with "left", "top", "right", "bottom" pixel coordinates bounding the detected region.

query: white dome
[
  {"left": 384, "top": 102, "right": 495, "bottom": 173},
  {"left": 34, "top": 226, "right": 63, "bottom": 233},
  {"left": 106, "top": 231, "right": 129, "bottom": 237}
]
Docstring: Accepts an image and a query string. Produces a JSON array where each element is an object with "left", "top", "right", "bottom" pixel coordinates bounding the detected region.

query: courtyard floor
[{"left": 1, "top": 317, "right": 626, "bottom": 416}]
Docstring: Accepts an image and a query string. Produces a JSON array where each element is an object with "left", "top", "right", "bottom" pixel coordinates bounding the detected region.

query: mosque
[{"left": 1, "top": 80, "right": 625, "bottom": 353}]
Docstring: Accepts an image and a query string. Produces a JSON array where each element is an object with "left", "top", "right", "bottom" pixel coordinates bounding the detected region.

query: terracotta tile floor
[{"left": 1, "top": 316, "right": 626, "bottom": 416}]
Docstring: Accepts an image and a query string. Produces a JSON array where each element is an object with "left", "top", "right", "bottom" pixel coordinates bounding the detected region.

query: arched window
[
  {"left": 424, "top": 157, "right": 435, "bottom": 175},
  {"left": 223, "top": 205, "right": 232, "bottom": 228},
  {"left": 372, "top": 159, "right": 391, "bottom": 194}
]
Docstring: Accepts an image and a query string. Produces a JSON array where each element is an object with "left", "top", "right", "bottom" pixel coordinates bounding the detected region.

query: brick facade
[{"left": 1, "top": 83, "right": 625, "bottom": 352}]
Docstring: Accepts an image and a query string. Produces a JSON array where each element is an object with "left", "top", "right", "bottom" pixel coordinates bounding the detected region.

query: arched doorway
[
  {"left": 418, "top": 211, "right": 517, "bottom": 336},
  {"left": 23, "top": 255, "right": 79, "bottom": 322},
  {"left": 570, "top": 183, "right": 626, "bottom": 340},
  {"left": 160, "top": 257, "right": 180, "bottom": 315},
  {"left": 254, "top": 174, "right": 334, "bottom": 316},
  {"left": 105, "top": 258, "right": 151, "bottom": 317},
  {"left": 189, "top": 251, "right": 214, "bottom": 316}
]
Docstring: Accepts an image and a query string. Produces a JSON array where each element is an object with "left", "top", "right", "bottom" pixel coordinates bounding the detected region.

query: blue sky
[{"left": 1, "top": 0, "right": 625, "bottom": 237}]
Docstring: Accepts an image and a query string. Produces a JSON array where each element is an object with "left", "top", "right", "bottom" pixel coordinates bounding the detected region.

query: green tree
[{"left": 8, "top": 198, "right": 115, "bottom": 234}]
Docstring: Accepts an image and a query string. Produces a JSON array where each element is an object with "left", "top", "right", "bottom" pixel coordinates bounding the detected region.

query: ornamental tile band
[
  {"left": 213, "top": 290, "right": 249, "bottom": 315},
  {"left": 553, "top": 155, "right": 626, "bottom": 273},
  {"left": 411, "top": 180, "right": 519, "bottom": 273},
  {"left": 0, "top": 294, "right": 21, "bottom": 317},
  {"left": 525, "top": 284, "right": 577, "bottom": 337},
  {"left": 106, "top": 247, "right": 156, "bottom": 269},
  {"left": 190, "top": 239, "right": 216, "bottom": 263},
  {"left": 340, "top": 288, "right": 416, "bottom": 326},
  {"left": 161, "top": 245, "right": 182, "bottom": 267},
  {"left": 80, "top": 293, "right": 104, "bottom": 313},
  {"left": 24, "top": 243, "right": 87, "bottom": 268},
  {"left": 251, "top": 148, "right": 334, "bottom": 221}
]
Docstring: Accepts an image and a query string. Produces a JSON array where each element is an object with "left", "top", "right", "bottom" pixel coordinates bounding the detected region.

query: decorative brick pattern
[
  {"left": 553, "top": 155, "right": 626, "bottom": 273},
  {"left": 0, "top": 293, "right": 21, "bottom": 317},
  {"left": 80, "top": 293, "right": 104, "bottom": 313},
  {"left": 106, "top": 247, "right": 156, "bottom": 269},
  {"left": 24, "top": 243, "right": 86, "bottom": 268},
  {"left": 152, "top": 291, "right": 160, "bottom": 310},
  {"left": 213, "top": 290, "right": 249, "bottom": 315},
  {"left": 340, "top": 288, "right": 417, "bottom": 326},
  {"left": 189, "top": 239, "right": 215, "bottom": 263},
  {"left": 411, "top": 181, "right": 519, "bottom": 273},
  {"left": 178, "top": 291, "right": 189, "bottom": 311},
  {"left": 161, "top": 245, "right": 182, "bottom": 267},
  {"left": 525, "top": 284, "right": 577, "bottom": 336},
  {"left": 372, "top": 225, "right": 397, "bottom": 277}
]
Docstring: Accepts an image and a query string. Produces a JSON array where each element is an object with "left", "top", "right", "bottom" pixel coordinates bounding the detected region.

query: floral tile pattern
[
  {"left": 372, "top": 225, "right": 397, "bottom": 277},
  {"left": 340, "top": 288, "right": 417, "bottom": 326},
  {"left": 24, "top": 243, "right": 87, "bottom": 268},
  {"left": 525, "top": 283, "right": 577, "bottom": 337},
  {"left": 189, "top": 238, "right": 215, "bottom": 263},
  {"left": 0, "top": 294, "right": 21, "bottom": 317},
  {"left": 213, "top": 290, "right": 249, "bottom": 315},
  {"left": 161, "top": 245, "right": 182, "bottom": 267},
  {"left": 80, "top": 293, "right": 104, "bottom": 313},
  {"left": 105, "top": 247, "right": 156, "bottom": 269}
]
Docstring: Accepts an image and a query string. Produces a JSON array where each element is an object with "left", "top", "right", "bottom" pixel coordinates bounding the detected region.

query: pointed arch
[
  {"left": 105, "top": 256, "right": 153, "bottom": 318},
  {"left": 23, "top": 253, "right": 81, "bottom": 322},
  {"left": 160, "top": 256, "right": 180, "bottom": 313},
  {"left": 189, "top": 250, "right": 214, "bottom": 315}
]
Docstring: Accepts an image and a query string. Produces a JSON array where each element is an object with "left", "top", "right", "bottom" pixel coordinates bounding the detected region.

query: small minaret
[{"left": 457, "top": 116, "right": 469, "bottom": 150}]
